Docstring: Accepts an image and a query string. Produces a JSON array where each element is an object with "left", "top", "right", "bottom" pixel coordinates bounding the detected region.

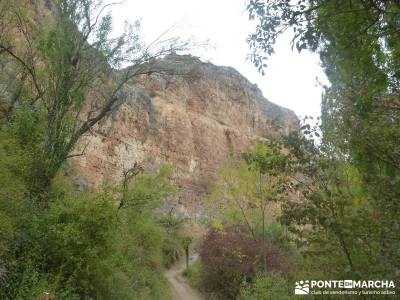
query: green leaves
[
  {"left": 240, "top": 272, "right": 291, "bottom": 300},
  {"left": 247, "top": 1, "right": 400, "bottom": 278},
  {"left": 181, "top": 236, "right": 192, "bottom": 250},
  {"left": 209, "top": 141, "right": 292, "bottom": 237},
  {"left": 244, "top": 140, "right": 289, "bottom": 177},
  {"left": 119, "top": 165, "right": 176, "bottom": 212}
]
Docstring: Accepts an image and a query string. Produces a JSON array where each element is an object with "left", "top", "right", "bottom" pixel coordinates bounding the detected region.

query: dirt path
[{"left": 165, "top": 253, "right": 203, "bottom": 300}]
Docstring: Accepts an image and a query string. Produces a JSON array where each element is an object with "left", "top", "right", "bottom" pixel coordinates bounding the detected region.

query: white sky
[{"left": 108, "top": 0, "right": 327, "bottom": 119}]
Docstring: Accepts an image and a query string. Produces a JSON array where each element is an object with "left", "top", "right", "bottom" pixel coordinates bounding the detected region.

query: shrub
[
  {"left": 40, "top": 191, "right": 120, "bottom": 298},
  {"left": 240, "top": 273, "right": 291, "bottom": 300},
  {"left": 162, "top": 237, "right": 181, "bottom": 268},
  {"left": 159, "top": 213, "right": 184, "bottom": 268},
  {"left": 0, "top": 172, "right": 174, "bottom": 299},
  {"left": 110, "top": 210, "right": 170, "bottom": 300},
  {"left": 200, "top": 228, "right": 290, "bottom": 299},
  {"left": 183, "top": 260, "right": 202, "bottom": 287}
]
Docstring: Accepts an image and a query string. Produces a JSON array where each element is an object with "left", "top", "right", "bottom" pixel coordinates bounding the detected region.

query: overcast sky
[{"left": 108, "top": 0, "right": 327, "bottom": 119}]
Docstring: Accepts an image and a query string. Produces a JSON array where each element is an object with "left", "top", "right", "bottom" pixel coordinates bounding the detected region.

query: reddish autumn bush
[{"left": 200, "top": 228, "right": 290, "bottom": 299}]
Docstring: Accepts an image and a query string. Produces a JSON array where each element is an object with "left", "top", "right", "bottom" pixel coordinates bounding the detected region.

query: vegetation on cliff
[
  {"left": 0, "top": 0, "right": 399, "bottom": 299},
  {"left": 0, "top": 0, "right": 188, "bottom": 298},
  {"left": 247, "top": 0, "right": 400, "bottom": 279},
  {"left": 183, "top": 1, "right": 400, "bottom": 298}
]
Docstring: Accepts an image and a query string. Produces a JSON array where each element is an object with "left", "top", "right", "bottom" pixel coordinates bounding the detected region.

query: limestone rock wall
[{"left": 72, "top": 55, "right": 298, "bottom": 212}]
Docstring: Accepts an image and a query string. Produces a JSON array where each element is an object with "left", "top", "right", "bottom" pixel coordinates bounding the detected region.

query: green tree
[
  {"left": 240, "top": 272, "right": 290, "bottom": 300},
  {"left": 0, "top": 161, "right": 177, "bottom": 299},
  {"left": 280, "top": 128, "right": 398, "bottom": 279},
  {"left": 181, "top": 235, "right": 193, "bottom": 268},
  {"left": 0, "top": 0, "right": 190, "bottom": 198},
  {"left": 210, "top": 141, "right": 291, "bottom": 272},
  {"left": 247, "top": 0, "right": 400, "bottom": 279},
  {"left": 0, "top": 1, "right": 189, "bottom": 298}
]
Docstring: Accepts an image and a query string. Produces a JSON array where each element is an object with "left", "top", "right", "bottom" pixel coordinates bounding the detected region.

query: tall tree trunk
[
  {"left": 185, "top": 247, "right": 189, "bottom": 269},
  {"left": 262, "top": 205, "right": 267, "bottom": 273}
]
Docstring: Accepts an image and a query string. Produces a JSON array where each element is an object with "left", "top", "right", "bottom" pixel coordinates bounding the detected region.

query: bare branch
[
  {"left": 0, "top": 45, "right": 42, "bottom": 99},
  {"left": 67, "top": 141, "right": 89, "bottom": 158}
]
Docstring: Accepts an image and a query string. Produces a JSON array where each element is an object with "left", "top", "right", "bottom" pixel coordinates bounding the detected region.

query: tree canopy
[{"left": 247, "top": 0, "right": 400, "bottom": 281}]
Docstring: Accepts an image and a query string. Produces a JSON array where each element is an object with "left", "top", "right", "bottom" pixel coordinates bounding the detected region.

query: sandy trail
[{"left": 165, "top": 253, "right": 203, "bottom": 300}]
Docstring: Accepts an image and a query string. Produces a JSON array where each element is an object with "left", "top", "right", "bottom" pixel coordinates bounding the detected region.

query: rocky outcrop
[{"left": 72, "top": 55, "right": 298, "bottom": 213}]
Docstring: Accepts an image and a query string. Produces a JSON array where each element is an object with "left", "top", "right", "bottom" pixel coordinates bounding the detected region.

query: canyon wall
[{"left": 72, "top": 55, "right": 298, "bottom": 215}]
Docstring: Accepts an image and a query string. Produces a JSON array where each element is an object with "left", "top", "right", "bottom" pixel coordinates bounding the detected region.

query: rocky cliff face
[{"left": 72, "top": 55, "right": 298, "bottom": 214}]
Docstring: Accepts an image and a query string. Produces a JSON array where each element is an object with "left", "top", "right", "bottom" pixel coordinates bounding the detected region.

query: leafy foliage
[
  {"left": 209, "top": 141, "right": 291, "bottom": 237},
  {"left": 209, "top": 141, "right": 292, "bottom": 277},
  {"left": 0, "top": 161, "right": 176, "bottom": 299},
  {"left": 247, "top": 0, "right": 400, "bottom": 282},
  {"left": 159, "top": 210, "right": 185, "bottom": 268},
  {"left": 0, "top": 0, "right": 190, "bottom": 198},
  {"left": 0, "top": 2, "right": 192, "bottom": 297},
  {"left": 240, "top": 272, "right": 290, "bottom": 300},
  {"left": 183, "top": 260, "right": 202, "bottom": 288},
  {"left": 200, "top": 228, "right": 290, "bottom": 300}
]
